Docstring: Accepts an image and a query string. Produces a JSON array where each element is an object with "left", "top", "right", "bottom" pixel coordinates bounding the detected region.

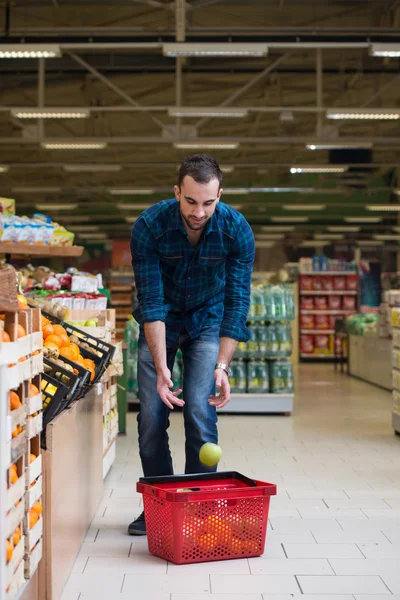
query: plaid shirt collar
[{"left": 170, "top": 198, "right": 219, "bottom": 236}]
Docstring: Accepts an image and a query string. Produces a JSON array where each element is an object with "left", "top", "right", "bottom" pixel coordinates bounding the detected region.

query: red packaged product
[
  {"left": 315, "top": 314, "right": 329, "bottom": 329},
  {"left": 328, "top": 295, "right": 341, "bottom": 310},
  {"left": 300, "top": 275, "right": 313, "bottom": 291},
  {"left": 312, "top": 276, "right": 323, "bottom": 291},
  {"left": 321, "top": 276, "right": 334, "bottom": 291},
  {"left": 343, "top": 295, "right": 356, "bottom": 310},
  {"left": 346, "top": 275, "right": 358, "bottom": 291},
  {"left": 301, "top": 296, "right": 314, "bottom": 310},
  {"left": 300, "top": 314, "right": 315, "bottom": 329},
  {"left": 315, "top": 335, "right": 329, "bottom": 351},
  {"left": 315, "top": 296, "right": 328, "bottom": 310},
  {"left": 300, "top": 335, "right": 314, "bottom": 354},
  {"left": 333, "top": 276, "right": 346, "bottom": 290},
  {"left": 329, "top": 315, "right": 337, "bottom": 329}
]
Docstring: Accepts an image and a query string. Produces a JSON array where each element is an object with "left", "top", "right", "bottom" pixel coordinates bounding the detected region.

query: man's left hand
[{"left": 208, "top": 369, "right": 231, "bottom": 409}]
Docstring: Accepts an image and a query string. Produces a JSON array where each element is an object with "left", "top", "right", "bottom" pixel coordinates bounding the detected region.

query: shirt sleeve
[
  {"left": 220, "top": 216, "right": 255, "bottom": 342},
  {"left": 130, "top": 216, "right": 170, "bottom": 324}
]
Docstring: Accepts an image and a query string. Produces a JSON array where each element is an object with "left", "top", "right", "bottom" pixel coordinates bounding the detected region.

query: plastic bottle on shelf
[
  {"left": 284, "top": 285, "right": 295, "bottom": 321},
  {"left": 319, "top": 254, "right": 328, "bottom": 272},
  {"left": 267, "top": 323, "right": 279, "bottom": 357},
  {"left": 257, "top": 322, "right": 268, "bottom": 358},
  {"left": 230, "top": 360, "right": 239, "bottom": 393},
  {"left": 271, "top": 360, "right": 285, "bottom": 394},
  {"left": 235, "top": 340, "right": 248, "bottom": 359},
  {"left": 273, "top": 285, "right": 287, "bottom": 320},
  {"left": 236, "top": 359, "right": 247, "bottom": 393},
  {"left": 247, "top": 323, "right": 259, "bottom": 357},
  {"left": 281, "top": 360, "right": 294, "bottom": 393},
  {"left": 277, "top": 323, "right": 292, "bottom": 357},
  {"left": 250, "top": 287, "right": 266, "bottom": 321},
  {"left": 264, "top": 284, "right": 277, "bottom": 321},
  {"left": 312, "top": 253, "right": 320, "bottom": 272},
  {"left": 259, "top": 360, "right": 269, "bottom": 393},
  {"left": 247, "top": 359, "right": 268, "bottom": 393}
]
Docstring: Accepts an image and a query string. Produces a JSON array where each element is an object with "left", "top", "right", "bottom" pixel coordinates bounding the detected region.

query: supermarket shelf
[
  {"left": 392, "top": 410, "right": 400, "bottom": 435},
  {"left": 301, "top": 310, "right": 355, "bottom": 315},
  {"left": 0, "top": 243, "right": 84, "bottom": 257},
  {"left": 109, "top": 301, "right": 132, "bottom": 307},
  {"left": 103, "top": 439, "right": 117, "bottom": 479},
  {"left": 300, "top": 272, "right": 357, "bottom": 276},
  {"left": 218, "top": 393, "right": 293, "bottom": 414},
  {"left": 300, "top": 329, "right": 335, "bottom": 334},
  {"left": 300, "top": 353, "right": 336, "bottom": 359},
  {"left": 300, "top": 291, "right": 357, "bottom": 296},
  {"left": 109, "top": 286, "right": 132, "bottom": 292}
]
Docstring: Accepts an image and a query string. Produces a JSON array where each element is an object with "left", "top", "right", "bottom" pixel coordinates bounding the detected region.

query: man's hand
[
  {"left": 157, "top": 367, "right": 184, "bottom": 410},
  {"left": 208, "top": 369, "right": 231, "bottom": 409}
]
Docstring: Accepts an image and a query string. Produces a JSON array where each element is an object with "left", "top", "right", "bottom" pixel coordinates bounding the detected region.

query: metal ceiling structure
[{"left": 1, "top": 0, "right": 400, "bottom": 245}]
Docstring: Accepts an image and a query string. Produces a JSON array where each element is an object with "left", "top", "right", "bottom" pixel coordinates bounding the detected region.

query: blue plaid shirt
[{"left": 130, "top": 198, "right": 255, "bottom": 343}]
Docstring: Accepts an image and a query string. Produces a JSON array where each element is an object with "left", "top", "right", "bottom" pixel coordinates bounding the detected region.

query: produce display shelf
[
  {"left": 301, "top": 310, "right": 355, "bottom": 315},
  {"left": 300, "top": 353, "right": 336, "bottom": 359},
  {"left": 300, "top": 329, "right": 335, "bottom": 334},
  {"left": 301, "top": 272, "right": 356, "bottom": 276},
  {"left": 0, "top": 243, "right": 84, "bottom": 257},
  {"left": 300, "top": 290, "right": 357, "bottom": 296},
  {"left": 218, "top": 393, "right": 293, "bottom": 414},
  {"left": 103, "top": 439, "right": 117, "bottom": 479}
]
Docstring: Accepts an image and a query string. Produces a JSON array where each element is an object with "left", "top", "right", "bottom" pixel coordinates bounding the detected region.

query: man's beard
[{"left": 181, "top": 211, "right": 210, "bottom": 231}]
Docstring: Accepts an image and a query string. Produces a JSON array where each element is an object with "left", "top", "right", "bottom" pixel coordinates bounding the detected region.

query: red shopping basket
[{"left": 137, "top": 471, "right": 276, "bottom": 565}]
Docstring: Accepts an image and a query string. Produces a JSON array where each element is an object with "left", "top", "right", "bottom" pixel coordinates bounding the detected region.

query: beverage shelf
[
  {"left": 301, "top": 310, "right": 356, "bottom": 315},
  {"left": 300, "top": 329, "right": 335, "bottom": 334},
  {"left": 300, "top": 353, "right": 336, "bottom": 359},
  {"left": 300, "top": 291, "right": 357, "bottom": 296},
  {"left": 300, "top": 272, "right": 357, "bottom": 276}
]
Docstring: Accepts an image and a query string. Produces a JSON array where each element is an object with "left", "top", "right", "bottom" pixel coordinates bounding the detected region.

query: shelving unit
[
  {"left": 392, "top": 309, "right": 400, "bottom": 434},
  {"left": 108, "top": 269, "right": 134, "bottom": 339},
  {"left": 0, "top": 243, "right": 84, "bottom": 258},
  {"left": 299, "top": 271, "right": 358, "bottom": 361}
]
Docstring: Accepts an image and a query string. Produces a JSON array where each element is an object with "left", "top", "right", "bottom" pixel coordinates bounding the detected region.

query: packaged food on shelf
[
  {"left": 301, "top": 296, "right": 314, "bottom": 310},
  {"left": 322, "top": 276, "right": 334, "bottom": 291},
  {"left": 312, "top": 276, "right": 323, "bottom": 291},
  {"left": 300, "top": 275, "right": 313, "bottom": 291},
  {"left": 343, "top": 295, "right": 357, "bottom": 311},
  {"left": 314, "top": 334, "right": 332, "bottom": 354},
  {"left": 328, "top": 295, "right": 341, "bottom": 310},
  {"left": 315, "top": 296, "right": 328, "bottom": 310},
  {"left": 347, "top": 275, "right": 358, "bottom": 291},
  {"left": 333, "top": 276, "right": 346, "bottom": 291},
  {"left": 300, "top": 314, "right": 315, "bottom": 329},
  {"left": 315, "top": 314, "right": 330, "bottom": 329}
]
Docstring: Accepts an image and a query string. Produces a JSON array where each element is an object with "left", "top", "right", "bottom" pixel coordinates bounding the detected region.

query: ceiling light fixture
[
  {"left": 283, "top": 204, "right": 326, "bottom": 211},
  {"left": 117, "top": 203, "right": 152, "bottom": 210},
  {"left": 370, "top": 43, "right": 400, "bottom": 58},
  {"left": 12, "top": 108, "right": 89, "bottom": 119},
  {"left": 110, "top": 189, "right": 154, "bottom": 195},
  {"left": 356, "top": 239, "right": 384, "bottom": 246},
  {"left": 35, "top": 203, "right": 77, "bottom": 210},
  {"left": 0, "top": 44, "right": 61, "bottom": 59},
  {"left": 306, "top": 142, "right": 373, "bottom": 150},
  {"left": 328, "top": 226, "right": 360, "bottom": 232},
  {"left": 290, "top": 166, "right": 348, "bottom": 174},
  {"left": 314, "top": 233, "right": 344, "bottom": 240},
  {"left": 255, "top": 234, "right": 284, "bottom": 240},
  {"left": 327, "top": 109, "right": 400, "bottom": 121},
  {"left": 373, "top": 235, "right": 400, "bottom": 241},
  {"left": 64, "top": 164, "right": 121, "bottom": 173},
  {"left": 255, "top": 241, "right": 275, "bottom": 248},
  {"left": 271, "top": 216, "right": 309, "bottom": 223},
  {"left": 344, "top": 217, "right": 382, "bottom": 223},
  {"left": 163, "top": 43, "right": 268, "bottom": 57},
  {"left": 173, "top": 142, "right": 239, "bottom": 150},
  {"left": 226, "top": 204, "right": 243, "bottom": 209},
  {"left": 300, "top": 240, "right": 330, "bottom": 247},
  {"left": 68, "top": 225, "right": 99, "bottom": 232},
  {"left": 13, "top": 186, "right": 61, "bottom": 193},
  {"left": 223, "top": 188, "right": 249, "bottom": 195},
  {"left": 261, "top": 226, "right": 295, "bottom": 232},
  {"left": 168, "top": 107, "right": 248, "bottom": 118},
  {"left": 220, "top": 165, "right": 235, "bottom": 173},
  {"left": 366, "top": 205, "right": 400, "bottom": 211},
  {"left": 41, "top": 142, "right": 107, "bottom": 150},
  {"left": 80, "top": 233, "right": 109, "bottom": 239},
  {"left": 0, "top": 165, "right": 9, "bottom": 173},
  {"left": 125, "top": 217, "right": 138, "bottom": 224}
]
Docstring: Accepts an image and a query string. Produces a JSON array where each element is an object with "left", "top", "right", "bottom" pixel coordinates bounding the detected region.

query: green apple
[
  {"left": 84, "top": 318, "right": 98, "bottom": 327},
  {"left": 199, "top": 442, "right": 222, "bottom": 467}
]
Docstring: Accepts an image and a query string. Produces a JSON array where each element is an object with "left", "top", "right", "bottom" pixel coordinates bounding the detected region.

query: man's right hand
[{"left": 157, "top": 368, "right": 184, "bottom": 410}]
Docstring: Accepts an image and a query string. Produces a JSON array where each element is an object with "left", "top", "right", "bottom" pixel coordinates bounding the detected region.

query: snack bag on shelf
[
  {"left": 343, "top": 295, "right": 356, "bottom": 310},
  {"left": 301, "top": 296, "right": 314, "bottom": 310},
  {"left": 329, "top": 315, "right": 338, "bottom": 329},
  {"left": 315, "top": 314, "right": 329, "bottom": 329},
  {"left": 300, "top": 334, "right": 314, "bottom": 354},
  {"left": 333, "top": 276, "right": 346, "bottom": 291},
  {"left": 300, "top": 314, "right": 315, "bottom": 329},
  {"left": 315, "top": 334, "right": 330, "bottom": 354},
  {"left": 315, "top": 296, "right": 328, "bottom": 310},
  {"left": 300, "top": 275, "right": 313, "bottom": 291},
  {"left": 321, "top": 276, "right": 334, "bottom": 291},
  {"left": 312, "top": 276, "right": 323, "bottom": 291},
  {"left": 346, "top": 275, "right": 358, "bottom": 291},
  {"left": 328, "top": 295, "right": 341, "bottom": 310}
]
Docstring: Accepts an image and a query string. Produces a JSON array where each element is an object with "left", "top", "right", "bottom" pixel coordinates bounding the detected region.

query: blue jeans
[{"left": 137, "top": 325, "right": 220, "bottom": 477}]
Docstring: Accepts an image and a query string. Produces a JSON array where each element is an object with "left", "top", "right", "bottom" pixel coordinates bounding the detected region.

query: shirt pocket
[{"left": 159, "top": 254, "right": 184, "bottom": 266}]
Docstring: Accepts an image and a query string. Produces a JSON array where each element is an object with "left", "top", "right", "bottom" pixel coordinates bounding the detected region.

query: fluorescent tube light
[
  {"left": 0, "top": 44, "right": 61, "bottom": 58},
  {"left": 226, "top": 204, "right": 243, "bottom": 209},
  {"left": 35, "top": 203, "right": 77, "bottom": 210},
  {"left": 250, "top": 187, "right": 316, "bottom": 193},
  {"left": 255, "top": 234, "right": 284, "bottom": 240},
  {"left": 223, "top": 188, "right": 249, "bottom": 195},
  {"left": 290, "top": 166, "right": 348, "bottom": 174},
  {"left": 373, "top": 235, "right": 400, "bottom": 241},
  {"left": 255, "top": 241, "right": 275, "bottom": 248},
  {"left": 12, "top": 108, "right": 89, "bottom": 119},
  {"left": 307, "top": 142, "right": 373, "bottom": 150},
  {"left": 344, "top": 217, "right": 382, "bottom": 223},
  {"left": 261, "top": 226, "right": 294, "bottom": 232},
  {"left": 356, "top": 239, "right": 384, "bottom": 246},
  {"left": 68, "top": 225, "right": 99, "bottom": 232},
  {"left": 300, "top": 240, "right": 330, "bottom": 247},
  {"left": 125, "top": 217, "right": 138, "bottom": 224},
  {"left": 163, "top": 43, "right": 268, "bottom": 57},
  {"left": 328, "top": 226, "right": 360, "bottom": 232},
  {"left": 314, "top": 233, "right": 344, "bottom": 240},
  {"left": 62, "top": 216, "right": 91, "bottom": 223},
  {"left": 41, "top": 142, "right": 107, "bottom": 150},
  {"left": 327, "top": 109, "right": 400, "bottom": 120},
  {"left": 64, "top": 164, "right": 121, "bottom": 173},
  {"left": 168, "top": 107, "right": 248, "bottom": 118},
  {"left": 80, "top": 233, "right": 108, "bottom": 239},
  {"left": 220, "top": 165, "right": 235, "bottom": 173},
  {"left": 0, "top": 165, "right": 9, "bottom": 173},
  {"left": 174, "top": 142, "right": 239, "bottom": 150},
  {"left": 13, "top": 186, "right": 60, "bottom": 193},
  {"left": 370, "top": 43, "right": 400, "bottom": 58},
  {"left": 366, "top": 205, "right": 400, "bottom": 211},
  {"left": 271, "top": 217, "right": 309, "bottom": 223},
  {"left": 110, "top": 189, "right": 154, "bottom": 195},
  {"left": 283, "top": 204, "right": 326, "bottom": 211},
  {"left": 117, "top": 203, "right": 151, "bottom": 210}
]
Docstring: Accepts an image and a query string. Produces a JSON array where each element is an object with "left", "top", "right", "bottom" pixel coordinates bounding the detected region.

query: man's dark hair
[{"left": 178, "top": 154, "right": 222, "bottom": 189}]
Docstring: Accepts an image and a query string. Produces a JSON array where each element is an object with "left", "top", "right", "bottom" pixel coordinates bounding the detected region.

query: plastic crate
[
  {"left": 43, "top": 358, "right": 82, "bottom": 405},
  {"left": 137, "top": 472, "right": 276, "bottom": 565},
  {"left": 41, "top": 372, "right": 74, "bottom": 430}
]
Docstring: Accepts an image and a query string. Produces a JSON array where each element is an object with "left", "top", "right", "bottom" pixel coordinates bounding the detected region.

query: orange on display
[
  {"left": 29, "top": 509, "right": 39, "bottom": 529},
  {"left": 29, "top": 383, "right": 39, "bottom": 397},
  {"left": 42, "top": 324, "right": 54, "bottom": 339},
  {"left": 52, "top": 324, "right": 67, "bottom": 337},
  {"left": 32, "top": 501, "right": 42, "bottom": 516},
  {"left": 9, "top": 390, "right": 22, "bottom": 411},
  {"left": 17, "top": 324, "right": 26, "bottom": 338},
  {"left": 44, "top": 334, "right": 63, "bottom": 348},
  {"left": 68, "top": 343, "right": 80, "bottom": 360},
  {"left": 30, "top": 453, "right": 37, "bottom": 463},
  {"left": 1, "top": 329, "right": 10, "bottom": 342},
  {"left": 6, "top": 540, "right": 13, "bottom": 563}
]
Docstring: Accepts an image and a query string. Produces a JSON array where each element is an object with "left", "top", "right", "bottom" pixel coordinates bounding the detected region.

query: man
[{"left": 128, "top": 154, "right": 254, "bottom": 535}]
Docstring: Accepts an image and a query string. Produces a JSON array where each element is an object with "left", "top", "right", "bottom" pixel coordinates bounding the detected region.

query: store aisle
[{"left": 61, "top": 365, "right": 400, "bottom": 600}]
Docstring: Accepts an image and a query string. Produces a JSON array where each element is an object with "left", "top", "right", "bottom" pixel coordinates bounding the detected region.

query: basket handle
[{"left": 137, "top": 480, "right": 276, "bottom": 502}]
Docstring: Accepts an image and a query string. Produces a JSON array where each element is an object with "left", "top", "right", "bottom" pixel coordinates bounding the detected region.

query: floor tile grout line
[
  {"left": 381, "top": 530, "right": 393, "bottom": 544},
  {"left": 120, "top": 573, "right": 126, "bottom": 593},
  {"left": 209, "top": 573, "right": 212, "bottom": 593},
  {"left": 294, "top": 574, "right": 303, "bottom": 594},
  {"left": 82, "top": 556, "right": 90, "bottom": 574},
  {"left": 379, "top": 574, "right": 395, "bottom": 594},
  {"left": 356, "top": 542, "right": 367, "bottom": 558},
  {"left": 93, "top": 528, "right": 100, "bottom": 542},
  {"left": 326, "top": 557, "right": 337, "bottom": 575}
]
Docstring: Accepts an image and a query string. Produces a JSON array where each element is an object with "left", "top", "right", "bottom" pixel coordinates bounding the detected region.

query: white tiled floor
[{"left": 61, "top": 364, "right": 400, "bottom": 600}]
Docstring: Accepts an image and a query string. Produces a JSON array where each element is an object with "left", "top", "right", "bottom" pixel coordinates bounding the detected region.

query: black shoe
[{"left": 128, "top": 511, "right": 146, "bottom": 536}]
